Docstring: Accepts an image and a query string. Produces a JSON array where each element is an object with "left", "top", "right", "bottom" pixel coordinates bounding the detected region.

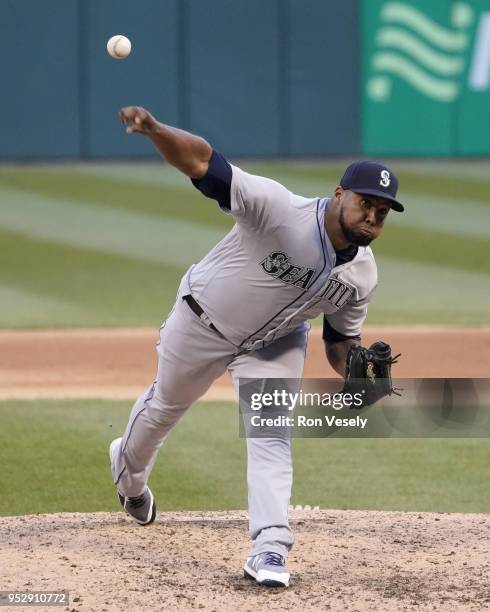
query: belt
[{"left": 183, "top": 295, "right": 218, "bottom": 332}]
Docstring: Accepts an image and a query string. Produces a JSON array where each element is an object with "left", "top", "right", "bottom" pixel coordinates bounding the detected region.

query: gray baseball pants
[{"left": 110, "top": 291, "right": 308, "bottom": 558}]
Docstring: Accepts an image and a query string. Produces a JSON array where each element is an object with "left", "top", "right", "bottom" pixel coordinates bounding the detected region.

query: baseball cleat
[
  {"left": 109, "top": 437, "right": 157, "bottom": 526},
  {"left": 244, "top": 552, "right": 290, "bottom": 587},
  {"left": 116, "top": 487, "right": 156, "bottom": 526}
]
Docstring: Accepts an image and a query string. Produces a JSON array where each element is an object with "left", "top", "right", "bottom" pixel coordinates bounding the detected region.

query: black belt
[{"left": 183, "top": 295, "right": 218, "bottom": 332}]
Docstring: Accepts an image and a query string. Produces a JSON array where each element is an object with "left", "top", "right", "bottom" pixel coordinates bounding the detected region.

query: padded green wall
[{"left": 0, "top": 0, "right": 359, "bottom": 159}]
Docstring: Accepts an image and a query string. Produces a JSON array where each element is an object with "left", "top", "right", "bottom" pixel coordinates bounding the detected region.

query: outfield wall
[{"left": 1, "top": 0, "right": 488, "bottom": 159}]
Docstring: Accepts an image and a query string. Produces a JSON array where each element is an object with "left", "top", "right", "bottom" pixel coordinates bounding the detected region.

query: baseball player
[{"left": 109, "top": 106, "right": 404, "bottom": 588}]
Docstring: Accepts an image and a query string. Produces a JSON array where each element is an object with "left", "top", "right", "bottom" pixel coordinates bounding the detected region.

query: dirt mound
[{"left": 1, "top": 509, "right": 489, "bottom": 611}]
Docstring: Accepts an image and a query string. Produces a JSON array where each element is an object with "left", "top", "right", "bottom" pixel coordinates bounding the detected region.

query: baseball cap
[{"left": 340, "top": 160, "right": 404, "bottom": 212}]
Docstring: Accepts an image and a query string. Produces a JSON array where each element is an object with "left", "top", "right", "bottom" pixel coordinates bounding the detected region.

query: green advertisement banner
[{"left": 362, "top": 0, "right": 490, "bottom": 155}]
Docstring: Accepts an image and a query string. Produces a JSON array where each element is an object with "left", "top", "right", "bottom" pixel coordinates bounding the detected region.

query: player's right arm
[
  {"left": 120, "top": 106, "right": 291, "bottom": 229},
  {"left": 119, "top": 106, "right": 212, "bottom": 179}
]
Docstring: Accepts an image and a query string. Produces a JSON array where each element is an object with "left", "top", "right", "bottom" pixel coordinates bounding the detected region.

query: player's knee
[{"left": 145, "top": 394, "right": 190, "bottom": 426}]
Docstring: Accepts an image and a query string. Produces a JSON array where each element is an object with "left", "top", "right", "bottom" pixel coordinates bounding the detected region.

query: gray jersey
[{"left": 182, "top": 164, "right": 377, "bottom": 351}]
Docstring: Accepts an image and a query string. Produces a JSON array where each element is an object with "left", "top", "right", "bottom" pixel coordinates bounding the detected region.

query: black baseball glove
[{"left": 343, "top": 341, "right": 401, "bottom": 407}]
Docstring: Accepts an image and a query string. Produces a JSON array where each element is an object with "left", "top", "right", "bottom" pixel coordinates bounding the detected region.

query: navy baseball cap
[{"left": 340, "top": 160, "right": 404, "bottom": 212}]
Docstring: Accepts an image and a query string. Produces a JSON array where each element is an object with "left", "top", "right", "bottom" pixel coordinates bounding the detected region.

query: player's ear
[{"left": 333, "top": 186, "right": 344, "bottom": 202}]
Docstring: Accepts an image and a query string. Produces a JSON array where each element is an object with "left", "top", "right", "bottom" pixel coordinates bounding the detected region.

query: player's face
[{"left": 338, "top": 189, "right": 390, "bottom": 246}]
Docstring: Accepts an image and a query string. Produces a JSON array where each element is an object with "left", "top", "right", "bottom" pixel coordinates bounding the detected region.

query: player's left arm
[
  {"left": 323, "top": 317, "right": 361, "bottom": 376},
  {"left": 322, "top": 282, "right": 375, "bottom": 377},
  {"left": 324, "top": 337, "right": 360, "bottom": 377}
]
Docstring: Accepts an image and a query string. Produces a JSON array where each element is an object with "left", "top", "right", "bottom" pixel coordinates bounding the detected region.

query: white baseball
[{"left": 107, "top": 35, "right": 132, "bottom": 60}]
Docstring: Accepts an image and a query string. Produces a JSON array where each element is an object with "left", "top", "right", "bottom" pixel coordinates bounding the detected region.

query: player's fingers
[
  {"left": 119, "top": 106, "right": 139, "bottom": 123},
  {"left": 135, "top": 108, "right": 149, "bottom": 126},
  {"left": 119, "top": 109, "right": 134, "bottom": 126},
  {"left": 118, "top": 110, "right": 126, "bottom": 124},
  {"left": 120, "top": 106, "right": 150, "bottom": 134},
  {"left": 126, "top": 123, "right": 146, "bottom": 135}
]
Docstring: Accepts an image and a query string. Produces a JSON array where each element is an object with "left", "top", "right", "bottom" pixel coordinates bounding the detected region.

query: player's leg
[
  {"left": 111, "top": 295, "right": 234, "bottom": 499},
  {"left": 228, "top": 324, "right": 308, "bottom": 583}
]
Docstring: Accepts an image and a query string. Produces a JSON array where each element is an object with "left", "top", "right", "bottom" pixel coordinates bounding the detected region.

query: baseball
[{"left": 107, "top": 35, "right": 131, "bottom": 60}]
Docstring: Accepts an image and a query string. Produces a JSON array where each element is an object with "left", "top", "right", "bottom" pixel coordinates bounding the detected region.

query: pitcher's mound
[{"left": 1, "top": 509, "right": 489, "bottom": 611}]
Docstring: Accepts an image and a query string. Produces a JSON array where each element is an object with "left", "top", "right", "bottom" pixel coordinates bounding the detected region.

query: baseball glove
[{"left": 343, "top": 341, "right": 401, "bottom": 407}]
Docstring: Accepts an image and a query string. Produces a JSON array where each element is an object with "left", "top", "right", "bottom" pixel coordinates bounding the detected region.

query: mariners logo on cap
[{"left": 380, "top": 170, "right": 391, "bottom": 187}]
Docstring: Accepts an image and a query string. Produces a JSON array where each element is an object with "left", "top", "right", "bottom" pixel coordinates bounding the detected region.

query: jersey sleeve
[
  {"left": 227, "top": 165, "right": 292, "bottom": 232},
  {"left": 190, "top": 151, "right": 290, "bottom": 231},
  {"left": 323, "top": 286, "right": 376, "bottom": 343}
]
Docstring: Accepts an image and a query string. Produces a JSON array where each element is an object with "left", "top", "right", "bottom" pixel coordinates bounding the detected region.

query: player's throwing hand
[{"left": 119, "top": 106, "right": 157, "bottom": 134}]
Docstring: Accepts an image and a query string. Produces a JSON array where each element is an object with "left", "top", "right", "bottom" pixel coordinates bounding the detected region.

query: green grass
[
  {"left": 0, "top": 168, "right": 233, "bottom": 230},
  {"left": 0, "top": 229, "right": 182, "bottom": 326},
  {"left": 0, "top": 399, "right": 488, "bottom": 516},
  {"left": 0, "top": 160, "right": 488, "bottom": 328},
  {"left": 374, "top": 224, "right": 490, "bottom": 275}
]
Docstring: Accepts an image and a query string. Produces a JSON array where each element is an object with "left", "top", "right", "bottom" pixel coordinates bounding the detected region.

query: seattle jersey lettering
[
  {"left": 260, "top": 251, "right": 315, "bottom": 289},
  {"left": 320, "top": 278, "right": 354, "bottom": 309}
]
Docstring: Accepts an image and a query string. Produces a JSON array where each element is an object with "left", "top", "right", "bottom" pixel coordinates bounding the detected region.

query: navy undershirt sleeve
[
  {"left": 190, "top": 150, "right": 232, "bottom": 211},
  {"left": 322, "top": 316, "right": 361, "bottom": 344},
  {"left": 323, "top": 245, "right": 361, "bottom": 343}
]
